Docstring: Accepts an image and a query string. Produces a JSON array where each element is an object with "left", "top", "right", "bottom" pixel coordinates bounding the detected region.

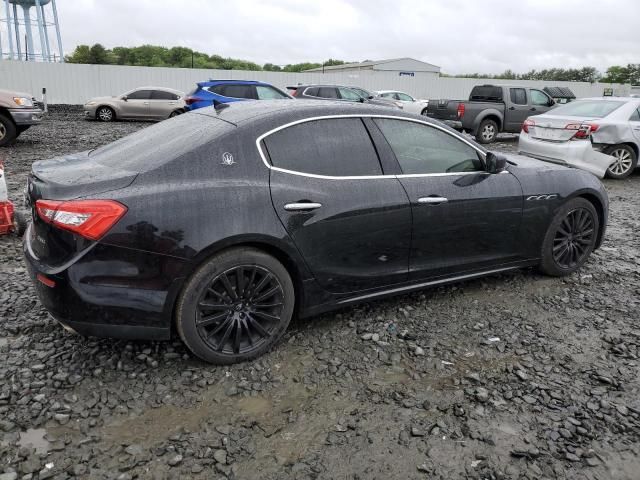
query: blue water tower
[{"left": 1, "top": 0, "right": 64, "bottom": 62}]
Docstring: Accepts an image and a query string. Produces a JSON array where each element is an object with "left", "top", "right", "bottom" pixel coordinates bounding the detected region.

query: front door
[
  {"left": 371, "top": 117, "right": 523, "bottom": 280},
  {"left": 264, "top": 117, "right": 412, "bottom": 293},
  {"left": 122, "top": 89, "right": 151, "bottom": 118}
]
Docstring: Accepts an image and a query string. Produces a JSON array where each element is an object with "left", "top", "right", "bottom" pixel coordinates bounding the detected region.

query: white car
[{"left": 376, "top": 90, "right": 429, "bottom": 115}]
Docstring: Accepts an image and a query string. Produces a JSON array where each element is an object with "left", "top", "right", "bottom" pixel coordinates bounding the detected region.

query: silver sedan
[
  {"left": 518, "top": 97, "right": 640, "bottom": 179},
  {"left": 84, "top": 87, "right": 186, "bottom": 122}
]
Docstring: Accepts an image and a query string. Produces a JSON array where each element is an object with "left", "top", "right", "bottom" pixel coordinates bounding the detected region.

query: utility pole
[{"left": 191, "top": 51, "right": 194, "bottom": 68}]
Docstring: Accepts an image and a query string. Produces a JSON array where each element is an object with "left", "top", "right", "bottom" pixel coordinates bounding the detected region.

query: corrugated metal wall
[{"left": 0, "top": 60, "right": 631, "bottom": 104}]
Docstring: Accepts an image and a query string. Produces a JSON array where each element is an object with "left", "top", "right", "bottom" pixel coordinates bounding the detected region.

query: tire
[
  {"left": 0, "top": 114, "right": 17, "bottom": 147},
  {"left": 96, "top": 106, "right": 115, "bottom": 122},
  {"left": 605, "top": 144, "right": 637, "bottom": 179},
  {"left": 13, "top": 210, "right": 28, "bottom": 237},
  {"left": 176, "top": 247, "right": 295, "bottom": 364},
  {"left": 539, "top": 198, "right": 599, "bottom": 277},
  {"left": 169, "top": 110, "right": 182, "bottom": 118},
  {"left": 420, "top": 108, "right": 429, "bottom": 116},
  {"left": 475, "top": 119, "right": 499, "bottom": 144}
]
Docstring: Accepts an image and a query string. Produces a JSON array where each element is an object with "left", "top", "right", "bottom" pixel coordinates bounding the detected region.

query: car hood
[{"left": 0, "top": 88, "right": 33, "bottom": 99}]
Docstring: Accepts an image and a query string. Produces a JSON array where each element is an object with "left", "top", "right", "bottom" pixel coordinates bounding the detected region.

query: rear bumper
[
  {"left": 518, "top": 133, "right": 615, "bottom": 178},
  {"left": 23, "top": 223, "right": 192, "bottom": 341},
  {"left": 9, "top": 108, "right": 43, "bottom": 126}
]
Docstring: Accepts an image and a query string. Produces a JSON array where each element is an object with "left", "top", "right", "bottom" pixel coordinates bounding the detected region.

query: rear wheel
[
  {"left": 420, "top": 107, "right": 429, "bottom": 116},
  {"left": 176, "top": 247, "right": 295, "bottom": 364},
  {"left": 169, "top": 110, "right": 182, "bottom": 118},
  {"left": 539, "top": 198, "right": 599, "bottom": 277},
  {"left": 0, "top": 114, "right": 17, "bottom": 147},
  {"left": 475, "top": 119, "right": 498, "bottom": 144},
  {"left": 605, "top": 144, "right": 637, "bottom": 179},
  {"left": 96, "top": 106, "right": 115, "bottom": 122}
]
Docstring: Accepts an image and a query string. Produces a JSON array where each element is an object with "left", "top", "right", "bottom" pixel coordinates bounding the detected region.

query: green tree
[
  {"left": 88, "top": 44, "right": 109, "bottom": 64},
  {"left": 65, "top": 44, "right": 92, "bottom": 63}
]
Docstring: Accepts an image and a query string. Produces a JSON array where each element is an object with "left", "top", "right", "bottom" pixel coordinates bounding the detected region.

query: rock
[
  {"left": 515, "top": 370, "right": 528, "bottom": 381},
  {"left": 0, "top": 473, "right": 18, "bottom": 480},
  {"left": 565, "top": 452, "right": 581, "bottom": 462},
  {"left": 125, "top": 444, "right": 144, "bottom": 456},
  {"left": 414, "top": 346, "right": 425, "bottom": 356},
  {"left": 465, "top": 372, "right": 481, "bottom": 383},
  {"left": 586, "top": 457, "right": 601, "bottom": 467},
  {"left": 54, "top": 413, "right": 70, "bottom": 425},
  {"left": 167, "top": 454, "right": 183, "bottom": 466},
  {"left": 213, "top": 449, "right": 227, "bottom": 465},
  {"left": 411, "top": 426, "right": 425, "bottom": 437},
  {"left": 475, "top": 388, "right": 489, "bottom": 402}
]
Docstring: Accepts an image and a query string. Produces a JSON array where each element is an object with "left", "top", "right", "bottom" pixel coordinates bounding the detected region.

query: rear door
[
  {"left": 505, "top": 88, "right": 530, "bottom": 131},
  {"left": 372, "top": 118, "right": 523, "bottom": 280},
  {"left": 122, "top": 89, "right": 151, "bottom": 118},
  {"left": 264, "top": 117, "right": 412, "bottom": 293},
  {"left": 149, "top": 90, "right": 179, "bottom": 120}
]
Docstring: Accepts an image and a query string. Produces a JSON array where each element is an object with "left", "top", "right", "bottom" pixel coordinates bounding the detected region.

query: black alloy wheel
[{"left": 176, "top": 247, "right": 294, "bottom": 364}]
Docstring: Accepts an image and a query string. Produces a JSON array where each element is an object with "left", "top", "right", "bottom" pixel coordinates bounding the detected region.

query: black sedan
[{"left": 23, "top": 101, "right": 608, "bottom": 364}]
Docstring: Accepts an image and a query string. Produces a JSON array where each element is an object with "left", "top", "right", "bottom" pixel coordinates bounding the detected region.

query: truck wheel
[
  {"left": 605, "top": 144, "right": 637, "bottom": 179},
  {"left": 0, "top": 114, "right": 17, "bottom": 147},
  {"left": 476, "top": 119, "right": 498, "bottom": 144}
]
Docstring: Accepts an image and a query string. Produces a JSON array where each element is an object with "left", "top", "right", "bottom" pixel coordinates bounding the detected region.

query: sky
[{"left": 52, "top": 0, "right": 639, "bottom": 74}]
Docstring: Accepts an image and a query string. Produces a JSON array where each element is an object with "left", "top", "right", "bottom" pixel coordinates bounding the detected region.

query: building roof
[{"left": 304, "top": 57, "right": 440, "bottom": 73}]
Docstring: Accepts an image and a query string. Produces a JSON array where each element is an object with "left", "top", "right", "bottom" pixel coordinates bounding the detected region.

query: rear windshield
[
  {"left": 470, "top": 86, "right": 503, "bottom": 101},
  {"left": 550, "top": 100, "right": 625, "bottom": 118}
]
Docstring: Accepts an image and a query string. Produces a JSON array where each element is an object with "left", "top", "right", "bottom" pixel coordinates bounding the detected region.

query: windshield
[{"left": 550, "top": 100, "right": 625, "bottom": 118}]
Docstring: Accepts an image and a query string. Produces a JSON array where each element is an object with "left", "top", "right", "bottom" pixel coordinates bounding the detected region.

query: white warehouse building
[{"left": 304, "top": 57, "right": 441, "bottom": 78}]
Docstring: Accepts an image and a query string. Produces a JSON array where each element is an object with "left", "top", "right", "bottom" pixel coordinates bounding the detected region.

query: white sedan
[{"left": 376, "top": 90, "right": 429, "bottom": 115}]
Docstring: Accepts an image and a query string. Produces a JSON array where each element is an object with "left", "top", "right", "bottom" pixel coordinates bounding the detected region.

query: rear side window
[
  {"left": 470, "top": 86, "right": 503, "bottom": 101},
  {"left": 630, "top": 108, "right": 640, "bottom": 121},
  {"left": 264, "top": 118, "right": 382, "bottom": 177},
  {"left": 375, "top": 118, "right": 483, "bottom": 174},
  {"left": 127, "top": 90, "right": 152, "bottom": 100},
  {"left": 510, "top": 88, "right": 527, "bottom": 105},
  {"left": 397, "top": 93, "right": 414, "bottom": 101},
  {"left": 151, "top": 90, "right": 178, "bottom": 100},
  {"left": 317, "top": 87, "right": 339, "bottom": 99},
  {"left": 550, "top": 100, "right": 626, "bottom": 118},
  {"left": 220, "top": 84, "right": 256, "bottom": 99}
]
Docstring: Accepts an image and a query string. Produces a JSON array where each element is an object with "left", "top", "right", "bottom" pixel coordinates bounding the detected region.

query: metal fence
[{"left": 0, "top": 60, "right": 632, "bottom": 104}]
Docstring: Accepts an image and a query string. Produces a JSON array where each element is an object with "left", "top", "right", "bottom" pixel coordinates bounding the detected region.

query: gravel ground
[{"left": 1, "top": 108, "right": 639, "bottom": 480}]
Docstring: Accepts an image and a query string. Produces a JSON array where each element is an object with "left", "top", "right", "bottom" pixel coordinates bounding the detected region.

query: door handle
[
  {"left": 418, "top": 196, "right": 448, "bottom": 205},
  {"left": 284, "top": 202, "right": 322, "bottom": 212},
  {"left": 530, "top": 107, "right": 537, "bottom": 111},
  {"left": 143, "top": 102, "right": 150, "bottom": 105},
  {"left": 508, "top": 106, "right": 515, "bottom": 110}
]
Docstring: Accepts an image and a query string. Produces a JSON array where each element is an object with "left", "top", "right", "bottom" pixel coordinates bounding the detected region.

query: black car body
[
  {"left": 24, "top": 100, "right": 608, "bottom": 363},
  {"left": 288, "top": 84, "right": 399, "bottom": 108}
]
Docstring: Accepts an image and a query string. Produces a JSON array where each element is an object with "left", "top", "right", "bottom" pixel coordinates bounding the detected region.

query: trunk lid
[{"left": 527, "top": 114, "right": 597, "bottom": 142}]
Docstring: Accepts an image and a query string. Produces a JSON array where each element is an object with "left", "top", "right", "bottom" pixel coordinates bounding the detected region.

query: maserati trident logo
[
  {"left": 221, "top": 152, "right": 235, "bottom": 166},
  {"left": 526, "top": 194, "right": 558, "bottom": 201}
]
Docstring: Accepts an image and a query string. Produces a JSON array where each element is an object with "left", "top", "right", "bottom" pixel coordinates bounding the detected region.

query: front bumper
[
  {"left": 518, "top": 133, "right": 615, "bottom": 178},
  {"left": 9, "top": 108, "right": 43, "bottom": 126},
  {"left": 83, "top": 104, "right": 98, "bottom": 119}
]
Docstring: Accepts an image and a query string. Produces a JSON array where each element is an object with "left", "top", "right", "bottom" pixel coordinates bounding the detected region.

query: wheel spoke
[
  {"left": 233, "top": 322, "right": 242, "bottom": 353},
  {"left": 249, "top": 273, "right": 272, "bottom": 298},
  {"left": 216, "top": 320, "right": 235, "bottom": 352},
  {"left": 207, "top": 317, "right": 232, "bottom": 338},
  {"left": 247, "top": 314, "right": 270, "bottom": 338},
  {"left": 236, "top": 267, "right": 244, "bottom": 298},
  {"left": 253, "top": 302, "right": 283, "bottom": 309},
  {"left": 219, "top": 273, "right": 238, "bottom": 300},
  {"left": 198, "top": 311, "right": 229, "bottom": 327},
  {"left": 198, "top": 301, "right": 229, "bottom": 310},
  {"left": 252, "top": 286, "right": 280, "bottom": 303},
  {"left": 243, "top": 268, "right": 257, "bottom": 297},
  {"left": 252, "top": 310, "right": 280, "bottom": 322}
]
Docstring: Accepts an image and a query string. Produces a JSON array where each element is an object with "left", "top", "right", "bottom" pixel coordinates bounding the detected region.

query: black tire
[
  {"left": 420, "top": 108, "right": 429, "bottom": 116},
  {"left": 13, "top": 209, "right": 28, "bottom": 237},
  {"left": 475, "top": 119, "right": 499, "bottom": 144},
  {"left": 539, "top": 198, "right": 599, "bottom": 277},
  {"left": 605, "top": 144, "right": 637, "bottom": 179},
  {"left": 176, "top": 247, "right": 295, "bottom": 364},
  {"left": 0, "top": 114, "right": 17, "bottom": 147},
  {"left": 96, "top": 106, "right": 115, "bottom": 122},
  {"left": 169, "top": 110, "right": 182, "bottom": 118}
]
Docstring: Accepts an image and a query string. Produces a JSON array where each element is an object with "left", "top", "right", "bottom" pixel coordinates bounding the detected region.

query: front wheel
[
  {"left": 96, "top": 106, "right": 115, "bottom": 122},
  {"left": 539, "top": 198, "right": 599, "bottom": 277},
  {"left": 176, "top": 247, "right": 295, "bottom": 364},
  {"left": 475, "top": 119, "right": 498, "bottom": 144},
  {"left": 605, "top": 144, "right": 637, "bottom": 179},
  {"left": 0, "top": 114, "right": 17, "bottom": 147}
]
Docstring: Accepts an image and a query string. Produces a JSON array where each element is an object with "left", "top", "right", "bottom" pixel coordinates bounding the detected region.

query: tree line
[{"left": 66, "top": 44, "right": 639, "bottom": 84}]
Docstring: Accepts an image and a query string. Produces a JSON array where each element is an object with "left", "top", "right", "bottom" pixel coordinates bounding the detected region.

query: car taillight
[
  {"left": 565, "top": 123, "right": 598, "bottom": 139},
  {"left": 36, "top": 199, "right": 127, "bottom": 240},
  {"left": 522, "top": 118, "right": 535, "bottom": 133},
  {"left": 184, "top": 96, "right": 202, "bottom": 105},
  {"left": 457, "top": 103, "right": 465, "bottom": 119}
]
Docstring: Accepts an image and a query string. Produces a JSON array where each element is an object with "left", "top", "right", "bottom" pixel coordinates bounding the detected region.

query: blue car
[{"left": 184, "top": 80, "right": 292, "bottom": 111}]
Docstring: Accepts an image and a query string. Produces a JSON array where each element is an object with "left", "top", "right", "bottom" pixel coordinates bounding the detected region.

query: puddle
[{"left": 18, "top": 428, "right": 49, "bottom": 454}]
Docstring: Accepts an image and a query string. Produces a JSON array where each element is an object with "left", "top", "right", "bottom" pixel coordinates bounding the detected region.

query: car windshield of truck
[{"left": 550, "top": 100, "right": 625, "bottom": 118}]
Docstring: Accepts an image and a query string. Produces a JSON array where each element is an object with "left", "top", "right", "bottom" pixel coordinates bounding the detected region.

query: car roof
[
  {"left": 197, "top": 80, "right": 271, "bottom": 87},
  {"left": 132, "top": 86, "right": 183, "bottom": 94},
  {"left": 290, "top": 84, "right": 365, "bottom": 89}
]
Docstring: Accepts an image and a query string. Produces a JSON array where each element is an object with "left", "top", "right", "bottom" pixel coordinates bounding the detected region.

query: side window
[
  {"left": 338, "top": 88, "right": 362, "bottom": 101},
  {"left": 256, "top": 86, "right": 288, "bottom": 99},
  {"left": 209, "top": 85, "right": 225, "bottom": 95},
  {"left": 374, "top": 118, "right": 483, "bottom": 174},
  {"left": 151, "top": 90, "right": 178, "bottom": 100},
  {"left": 530, "top": 89, "right": 551, "bottom": 106},
  {"left": 317, "top": 87, "right": 339, "bottom": 99},
  {"left": 264, "top": 118, "right": 382, "bottom": 177},
  {"left": 380, "top": 92, "right": 394, "bottom": 98},
  {"left": 630, "top": 108, "right": 640, "bottom": 122},
  {"left": 126, "top": 90, "right": 151, "bottom": 100},
  {"left": 303, "top": 87, "right": 319, "bottom": 97},
  {"left": 397, "top": 93, "right": 414, "bottom": 102},
  {"left": 222, "top": 85, "right": 255, "bottom": 99},
  {"left": 510, "top": 88, "right": 527, "bottom": 105}
]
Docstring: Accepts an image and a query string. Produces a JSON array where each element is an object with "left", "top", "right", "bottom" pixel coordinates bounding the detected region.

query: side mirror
[
  {"left": 358, "top": 97, "right": 366, "bottom": 103},
  {"left": 485, "top": 152, "right": 507, "bottom": 174},
  {"left": 548, "top": 99, "right": 555, "bottom": 107},
  {"left": 367, "top": 95, "right": 374, "bottom": 100},
  {"left": 121, "top": 95, "right": 128, "bottom": 101}
]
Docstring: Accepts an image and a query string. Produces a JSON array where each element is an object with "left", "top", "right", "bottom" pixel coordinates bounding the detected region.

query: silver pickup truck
[
  {"left": 427, "top": 84, "right": 556, "bottom": 144},
  {"left": 0, "top": 88, "right": 44, "bottom": 146}
]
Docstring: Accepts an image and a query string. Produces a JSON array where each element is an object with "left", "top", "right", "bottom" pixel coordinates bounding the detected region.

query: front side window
[
  {"left": 510, "top": 88, "right": 527, "bottom": 105},
  {"left": 338, "top": 88, "right": 362, "bottom": 101},
  {"left": 630, "top": 108, "right": 640, "bottom": 122},
  {"left": 380, "top": 92, "right": 396, "bottom": 99},
  {"left": 264, "top": 118, "right": 382, "bottom": 177},
  {"left": 530, "top": 89, "right": 551, "bottom": 106},
  {"left": 303, "top": 87, "right": 319, "bottom": 97},
  {"left": 397, "top": 93, "right": 414, "bottom": 102},
  {"left": 317, "top": 87, "right": 339, "bottom": 99},
  {"left": 374, "top": 119, "right": 483, "bottom": 174},
  {"left": 256, "top": 85, "right": 288, "bottom": 100},
  {"left": 126, "top": 90, "right": 152, "bottom": 100}
]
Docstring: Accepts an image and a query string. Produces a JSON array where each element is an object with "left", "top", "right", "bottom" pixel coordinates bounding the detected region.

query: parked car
[
  {"left": 24, "top": 100, "right": 608, "bottom": 364},
  {"left": 84, "top": 87, "right": 185, "bottom": 122},
  {"left": 376, "top": 90, "right": 429, "bottom": 115},
  {"left": 0, "top": 88, "right": 43, "bottom": 146},
  {"left": 519, "top": 97, "right": 640, "bottom": 179},
  {"left": 184, "top": 80, "right": 291, "bottom": 111},
  {"left": 288, "top": 84, "right": 399, "bottom": 108},
  {"left": 427, "top": 84, "right": 556, "bottom": 144}
]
